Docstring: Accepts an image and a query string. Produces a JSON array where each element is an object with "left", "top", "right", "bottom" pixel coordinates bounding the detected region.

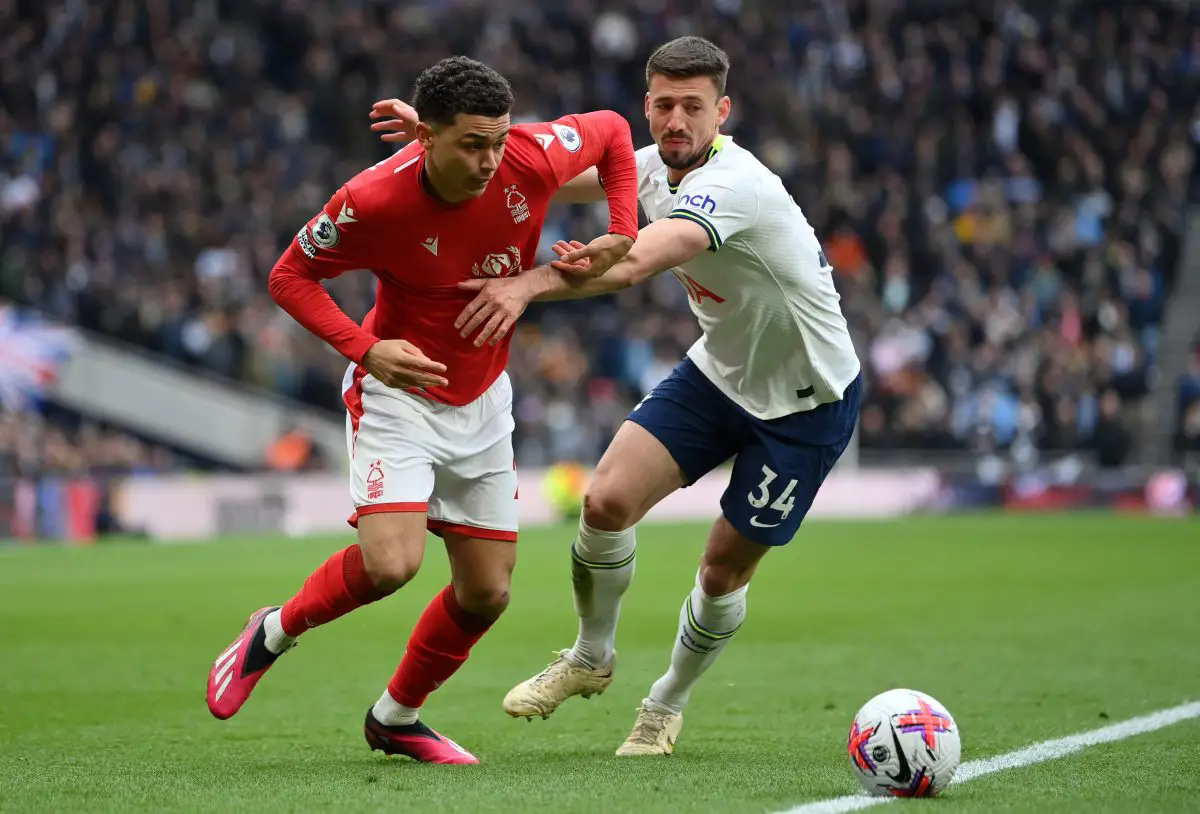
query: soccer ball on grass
[{"left": 846, "top": 688, "right": 961, "bottom": 797}]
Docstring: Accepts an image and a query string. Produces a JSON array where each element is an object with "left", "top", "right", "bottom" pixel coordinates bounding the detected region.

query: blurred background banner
[
  {"left": 1, "top": 463, "right": 1192, "bottom": 544},
  {"left": 0, "top": 303, "right": 76, "bottom": 410},
  {"left": 2, "top": 0, "right": 1198, "bottom": 542}
]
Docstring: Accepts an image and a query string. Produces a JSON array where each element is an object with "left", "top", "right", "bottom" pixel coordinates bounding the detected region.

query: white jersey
[{"left": 636, "top": 136, "right": 860, "bottom": 420}]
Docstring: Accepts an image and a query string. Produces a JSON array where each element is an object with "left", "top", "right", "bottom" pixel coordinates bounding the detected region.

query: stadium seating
[{"left": 1, "top": 1, "right": 1195, "bottom": 472}]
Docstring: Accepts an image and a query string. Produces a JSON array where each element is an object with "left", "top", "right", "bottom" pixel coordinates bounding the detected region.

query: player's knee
[
  {"left": 454, "top": 583, "right": 510, "bottom": 620},
  {"left": 360, "top": 544, "right": 422, "bottom": 592},
  {"left": 581, "top": 487, "right": 637, "bottom": 532},
  {"left": 697, "top": 560, "right": 755, "bottom": 597}
]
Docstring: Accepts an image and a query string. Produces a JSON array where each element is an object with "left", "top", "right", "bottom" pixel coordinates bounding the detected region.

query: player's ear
[
  {"left": 415, "top": 121, "right": 436, "bottom": 150},
  {"left": 716, "top": 96, "right": 731, "bottom": 129},
  {"left": 644, "top": 92, "right": 651, "bottom": 120}
]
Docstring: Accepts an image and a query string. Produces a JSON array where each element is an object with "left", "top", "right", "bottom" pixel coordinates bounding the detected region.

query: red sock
[
  {"left": 387, "top": 584, "right": 495, "bottom": 708},
  {"left": 279, "top": 544, "right": 392, "bottom": 637}
]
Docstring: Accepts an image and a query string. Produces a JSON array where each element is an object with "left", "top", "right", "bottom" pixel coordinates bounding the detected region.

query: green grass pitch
[{"left": 1, "top": 514, "right": 1198, "bottom": 813}]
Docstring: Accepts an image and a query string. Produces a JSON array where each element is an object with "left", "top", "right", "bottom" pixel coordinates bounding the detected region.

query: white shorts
[{"left": 342, "top": 364, "right": 518, "bottom": 541}]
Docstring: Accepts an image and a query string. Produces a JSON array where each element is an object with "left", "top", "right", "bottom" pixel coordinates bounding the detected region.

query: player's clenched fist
[{"left": 362, "top": 339, "right": 450, "bottom": 389}]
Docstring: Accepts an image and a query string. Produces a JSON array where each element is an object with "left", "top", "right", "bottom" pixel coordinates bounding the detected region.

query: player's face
[
  {"left": 645, "top": 75, "right": 731, "bottom": 172},
  {"left": 420, "top": 114, "right": 511, "bottom": 201}
]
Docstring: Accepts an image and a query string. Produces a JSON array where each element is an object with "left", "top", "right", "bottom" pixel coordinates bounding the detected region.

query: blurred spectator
[
  {"left": 1092, "top": 389, "right": 1131, "bottom": 469},
  {"left": 265, "top": 423, "right": 319, "bottom": 472},
  {"left": 1, "top": 1, "right": 1195, "bottom": 468},
  {"left": 0, "top": 410, "right": 177, "bottom": 479},
  {"left": 1177, "top": 343, "right": 1200, "bottom": 457}
]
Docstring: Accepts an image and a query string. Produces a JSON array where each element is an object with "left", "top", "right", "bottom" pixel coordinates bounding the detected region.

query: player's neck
[{"left": 420, "top": 164, "right": 471, "bottom": 206}]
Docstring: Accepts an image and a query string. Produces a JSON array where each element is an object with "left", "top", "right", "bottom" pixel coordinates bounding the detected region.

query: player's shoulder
[
  {"left": 680, "top": 137, "right": 771, "bottom": 193},
  {"left": 510, "top": 118, "right": 583, "bottom": 155},
  {"left": 342, "top": 142, "right": 424, "bottom": 205},
  {"left": 500, "top": 120, "right": 574, "bottom": 183}
]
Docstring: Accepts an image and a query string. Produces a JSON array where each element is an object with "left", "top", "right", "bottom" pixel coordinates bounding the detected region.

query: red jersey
[{"left": 269, "top": 111, "right": 638, "bottom": 406}]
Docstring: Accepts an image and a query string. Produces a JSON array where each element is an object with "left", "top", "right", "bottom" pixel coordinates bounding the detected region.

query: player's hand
[
  {"left": 550, "top": 233, "right": 634, "bottom": 279},
  {"left": 362, "top": 339, "right": 449, "bottom": 389},
  {"left": 548, "top": 240, "right": 591, "bottom": 274},
  {"left": 369, "top": 99, "right": 420, "bottom": 143},
  {"left": 455, "top": 277, "right": 533, "bottom": 347}
]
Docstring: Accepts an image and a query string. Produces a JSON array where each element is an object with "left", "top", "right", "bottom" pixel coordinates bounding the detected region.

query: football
[{"left": 846, "top": 688, "right": 961, "bottom": 797}]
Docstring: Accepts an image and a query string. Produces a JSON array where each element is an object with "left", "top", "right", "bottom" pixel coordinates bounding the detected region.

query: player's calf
[
  {"left": 380, "top": 535, "right": 511, "bottom": 715},
  {"left": 639, "top": 521, "right": 756, "bottom": 722}
]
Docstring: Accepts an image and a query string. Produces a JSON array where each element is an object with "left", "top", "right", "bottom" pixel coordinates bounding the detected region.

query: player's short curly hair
[
  {"left": 412, "top": 56, "right": 514, "bottom": 128},
  {"left": 645, "top": 36, "right": 730, "bottom": 95}
]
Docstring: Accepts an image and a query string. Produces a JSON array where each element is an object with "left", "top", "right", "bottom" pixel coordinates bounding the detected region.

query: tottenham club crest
[
  {"left": 505, "top": 185, "right": 530, "bottom": 224},
  {"left": 310, "top": 213, "right": 340, "bottom": 249},
  {"left": 472, "top": 246, "right": 523, "bottom": 278}
]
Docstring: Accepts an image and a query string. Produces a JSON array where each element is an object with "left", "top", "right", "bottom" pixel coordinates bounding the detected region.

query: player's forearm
[
  {"left": 579, "top": 111, "right": 639, "bottom": 239},
  {"left": 520, "top": 264, "right": 634, "bottom": 302},
  {"left": 268, "top": 264, "right": 379, "bottom": 363}
]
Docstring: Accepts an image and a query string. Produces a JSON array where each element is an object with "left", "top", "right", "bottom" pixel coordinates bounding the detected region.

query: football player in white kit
[{"left": 375, "top": 35, "right": 863, "bottom": 756}]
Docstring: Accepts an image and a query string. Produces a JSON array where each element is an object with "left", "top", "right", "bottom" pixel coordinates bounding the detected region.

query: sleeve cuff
[
  {"left": 346, "top": 334, "right": 380, "bottom": 366},
  {"left": 668, "top": 209, "right": 722, "bottom": 252}
]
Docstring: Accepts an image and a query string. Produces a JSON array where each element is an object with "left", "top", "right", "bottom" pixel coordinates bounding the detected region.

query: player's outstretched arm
[
  {"left": 551, "top": 216, "right": 712, "bottom": 292},
  {"left": 453, "top": 218, "right": 711, "bottom": 347},
  {"left": 536, "top": 111, "right": 639, "bottom": 271}
]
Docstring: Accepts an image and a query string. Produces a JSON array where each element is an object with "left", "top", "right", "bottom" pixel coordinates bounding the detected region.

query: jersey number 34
[{"left": 747, "top": 464, "right": 797, "bottom": 519}]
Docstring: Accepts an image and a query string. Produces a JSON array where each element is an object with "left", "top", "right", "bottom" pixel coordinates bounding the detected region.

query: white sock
[
  {"left": 372, "top": 689, "right": 419, "bottom": 726},
  {"left": 263, "top": 609, "right": 297, "bottom": 655},
  {"left": 647, "top": 574, "right": 748, "bottom": 714},
  {"left": 567, "top": 519, "right": 636, "bottom": 670}
]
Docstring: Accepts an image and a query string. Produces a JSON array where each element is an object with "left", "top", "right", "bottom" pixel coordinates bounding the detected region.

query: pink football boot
[
  {"left": 206, "top": 606, "right": 290, "bottom": 720},
  {"left": 364, "top": 709, "right": 480, "bottom": 764}
]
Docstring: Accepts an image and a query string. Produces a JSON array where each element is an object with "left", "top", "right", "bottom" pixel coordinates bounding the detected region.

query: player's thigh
[
  {"left": 347, "top": 373, "right": 438, "bottom": 585},
  {"left": 441, "top": 531, "right": 515, "bottom": 620},
  {"left": 431, "top": 431, "right": 518, "bottom": 620},
  {"left": 428, "top": 430, "right": 519, "bottom": 542},
  {"left": 592, "top": 359, "right": 742, "bottom": 528},
  {"left": 721, "top": 429, "right": 852, "bottom": 548},
  {"left": 584, "top": 421, "right": 688, "bottom": 528}
]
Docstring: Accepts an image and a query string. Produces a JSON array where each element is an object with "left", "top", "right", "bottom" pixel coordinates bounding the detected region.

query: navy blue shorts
[{"left": 626, "top": 358, "right": 861, "bottom": 546}]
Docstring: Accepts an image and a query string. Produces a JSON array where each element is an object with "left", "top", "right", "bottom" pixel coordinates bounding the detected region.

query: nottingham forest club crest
[
  {"left": 505, "top": 185, "right": 530, "bottom": 223},
  {"left": 472, "top": 246, "right": 523, "bottom": 278}
]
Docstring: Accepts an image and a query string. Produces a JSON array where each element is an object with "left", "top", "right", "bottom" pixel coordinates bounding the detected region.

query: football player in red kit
[{"left": 204, "top": 56, "right": 638, "bottom": 764}]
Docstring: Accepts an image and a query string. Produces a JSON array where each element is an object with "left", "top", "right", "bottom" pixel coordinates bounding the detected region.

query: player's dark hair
[
  {"left": 412, "top": 56, "right": 514, "bottom": 128},
  {"left": 645, "top": 36, "right": 730, "bottom": 95}
]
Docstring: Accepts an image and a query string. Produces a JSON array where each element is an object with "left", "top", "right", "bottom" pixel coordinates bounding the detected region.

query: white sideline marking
[{"left": 777, "top": 701, "right": 1200, "bottom": 814}]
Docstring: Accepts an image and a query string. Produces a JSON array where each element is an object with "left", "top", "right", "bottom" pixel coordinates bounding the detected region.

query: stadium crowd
[{"left": 1, "top": 0, "right": 1197, "bottom": 471}]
